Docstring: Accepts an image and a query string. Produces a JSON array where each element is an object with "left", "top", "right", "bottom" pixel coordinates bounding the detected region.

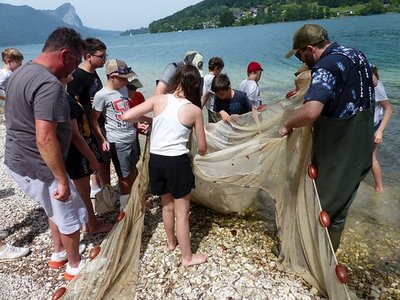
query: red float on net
[
  {"left": 89, "top": 246, "right": 101, "bottom": 260},
  {"left": 308, "top": 164, "right": 318, "bottom": 180},
  {"left": 51, "top": 287, "right": 66, "bottom": 300},
  {"left": 286, "top": 89, "right": 297, "bottom": 98},
  {"left": 335, "top": 264, "right": 349, "bottom": 284},
  {"left": 117, "top": 211, "right": 126, "bottom": 222},
  {"left": 319, "top": 210, "right": 331, "bottom": 228}
]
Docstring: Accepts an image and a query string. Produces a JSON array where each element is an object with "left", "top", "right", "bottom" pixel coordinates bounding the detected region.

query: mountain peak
[{"left": 46, "top": 2, "right": 83, "bottom": 27}]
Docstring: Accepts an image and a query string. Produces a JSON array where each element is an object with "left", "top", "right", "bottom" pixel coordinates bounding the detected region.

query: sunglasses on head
[{"left": 109, "top": 66, "right": 132, "bottom": 76}]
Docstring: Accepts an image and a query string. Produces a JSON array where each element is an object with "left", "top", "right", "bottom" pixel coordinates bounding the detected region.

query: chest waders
[{"left": 312, "top": 108, "right": 373, "bottom": 251}]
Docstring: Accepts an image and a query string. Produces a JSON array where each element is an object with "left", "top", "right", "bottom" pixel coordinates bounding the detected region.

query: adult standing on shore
[
  {"left": 154, "top": 50, "right": 204, "bottom": 95},
  {"left": 279, "top": 24, "right": 375, "bottom": 251},
  {"left": 3, "top": 27, "right": 88, "bottom": 280}
]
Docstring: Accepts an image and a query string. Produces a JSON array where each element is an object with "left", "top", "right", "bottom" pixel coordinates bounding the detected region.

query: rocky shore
[{"left": 0, "top": 109, "right": 399, "bottom": 299}]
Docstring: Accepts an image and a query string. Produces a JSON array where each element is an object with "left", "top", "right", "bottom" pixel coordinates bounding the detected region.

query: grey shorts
[
  {"left": 109, "top": 141, "right": 139, "bottom": 178},
  {"left": 5, "top": 167, "right": 88, "bottom": 235}
]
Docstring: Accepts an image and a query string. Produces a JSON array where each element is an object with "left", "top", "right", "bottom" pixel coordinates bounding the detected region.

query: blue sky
[{"left": 2, "top": 1, "right": 203, "bottom": 31}]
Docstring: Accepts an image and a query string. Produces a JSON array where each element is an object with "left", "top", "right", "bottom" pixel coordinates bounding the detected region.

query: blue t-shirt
[
  {"left": 214, "top": 89, "right": 252, "bottom": 115},
  {"left": 304, "top": 42, "right": 374, "bottom": 118}
]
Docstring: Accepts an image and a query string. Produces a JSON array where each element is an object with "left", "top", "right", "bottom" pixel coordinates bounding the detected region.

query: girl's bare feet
[
  {"left": 182, "top": 254, "right": 208, "bottom": 267},
  {"left": 167, "top": 238, "right": 178, "bottom": 251}
]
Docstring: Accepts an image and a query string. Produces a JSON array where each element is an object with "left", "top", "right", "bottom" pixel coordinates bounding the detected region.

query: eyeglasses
[
  {"left": 109, "top": 66, "right": 132, "bottom": 76},
  {"left": 295, "top": 47, "right": 307, "bottom": 61},
  {"left": 92, "top": 53, "right": 108, "bottom": 60}
]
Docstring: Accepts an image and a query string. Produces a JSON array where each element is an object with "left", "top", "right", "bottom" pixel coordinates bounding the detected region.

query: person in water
[{"left": 279, "top": 24, "right": 375, "bottom": 252}]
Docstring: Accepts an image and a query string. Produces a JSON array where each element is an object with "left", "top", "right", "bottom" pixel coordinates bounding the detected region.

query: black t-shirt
[
  {"left": 67, "top": 68, "right": 103, "bottom": 118},
  {"left": 67, "top": 94, "right": 91, "bottom": 139},
  {"left": 214, "top": 89, "right": 252, "bottom": 115}
]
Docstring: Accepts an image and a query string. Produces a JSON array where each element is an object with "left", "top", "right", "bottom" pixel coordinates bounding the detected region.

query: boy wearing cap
[
  {"left": 126, "top": 75, "right": 150, "bottom": 159},
  {"left": 211, "top": 73, "right": 252, "bottom": 123},
  {"left": 91, "top": 59, "right": 140, "bottom": 209},
  {"left": 155, "top": 50, "right": 203, "bottom": 95},
  {"left": 239, "top": 61, "right": 266, "bottom": 110},
  {"left": 279, "top": 24, "right": 374, "bottom": 252}
]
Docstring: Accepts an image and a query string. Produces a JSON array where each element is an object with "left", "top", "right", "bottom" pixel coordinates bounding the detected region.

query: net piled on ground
[{"left": 60, "top": 81, "right": 355, "bottom": 299}]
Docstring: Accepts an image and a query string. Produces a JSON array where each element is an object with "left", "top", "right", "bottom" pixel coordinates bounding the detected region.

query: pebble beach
[{"left": 0, "top": 109, "right": 399, "bottom": 299}]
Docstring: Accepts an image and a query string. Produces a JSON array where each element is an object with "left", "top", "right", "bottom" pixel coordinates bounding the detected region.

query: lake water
[{"left": 7, "top": 15, "right": 400, "bottom": 224}]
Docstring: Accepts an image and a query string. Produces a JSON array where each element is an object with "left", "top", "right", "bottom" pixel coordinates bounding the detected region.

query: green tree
[
  {"left": 361, "top": 0, "right": 385, "bottom": 15},
  {"left": 219, "top": 10, "right": 236, "bottom": 26}
]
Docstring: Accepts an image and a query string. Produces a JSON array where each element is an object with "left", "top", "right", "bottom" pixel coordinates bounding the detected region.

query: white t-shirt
[
  {"left": 0, "top": 68, "right": 12, "bottom": 101},
  {"left": 92, "top": 86, "right": 136, "bottom": 143},
  {"left": 202, "top": 73, "right": 215, "bottom": 111},
  {"left": 0, "top": 68, "right": 12, "bottom": 90},
  {"left": 239, "top": 79, "right": 261, "bottom": 107},
  {"left": 374, "top": 80, "right": 388, "bottom": 125}
]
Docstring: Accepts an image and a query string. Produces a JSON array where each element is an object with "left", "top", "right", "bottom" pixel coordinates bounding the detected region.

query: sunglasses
[
  {"left": 92, "top": 53, "right": 108, "bottom": 60},
  {"left": 295, "top": 47, "right": 307, "bottom": 61},
  {"left": 109, "top": 66, "right": 132, "bottom": 76}
]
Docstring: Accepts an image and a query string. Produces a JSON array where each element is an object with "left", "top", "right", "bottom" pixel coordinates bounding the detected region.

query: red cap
[{"left": 247, "top": 61, "right": 263, "bottom": 74}]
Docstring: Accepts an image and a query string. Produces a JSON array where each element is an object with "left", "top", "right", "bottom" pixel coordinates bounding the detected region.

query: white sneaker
[
  {"left": 64, "top": 257, "right": 87, "bottom": 281},
  {"left": 0, "top": 230, "right": 8, "bottom": 240},
  {"left": 49, "top": 244, "right": 86, "bottom": 269},
  {"left": 0, "top": 244, "right": 30, "bottom": 262}
]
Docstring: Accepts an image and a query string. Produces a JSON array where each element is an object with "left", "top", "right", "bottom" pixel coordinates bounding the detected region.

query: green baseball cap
[{"left": 285, "top": 24, "right": 328, "bottom": 58}]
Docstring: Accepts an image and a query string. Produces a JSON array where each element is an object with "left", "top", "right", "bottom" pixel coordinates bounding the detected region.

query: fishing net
[{"left": 55, "top": 70, "right": 356, "bottom": 299}]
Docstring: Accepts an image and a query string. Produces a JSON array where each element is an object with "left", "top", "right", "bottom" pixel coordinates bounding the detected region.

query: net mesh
[{"left": 58, "top": 71, "right": 356, "bottom": 299}]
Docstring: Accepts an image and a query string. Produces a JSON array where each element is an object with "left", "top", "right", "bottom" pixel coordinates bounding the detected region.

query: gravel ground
[{"left": 0, "top": 109, "right": 399, "bottom": 300}]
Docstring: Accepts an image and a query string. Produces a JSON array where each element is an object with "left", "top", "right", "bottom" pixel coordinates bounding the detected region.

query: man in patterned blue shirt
[{"left": 279, "top": 24, "right": 374, "bottom": 251}]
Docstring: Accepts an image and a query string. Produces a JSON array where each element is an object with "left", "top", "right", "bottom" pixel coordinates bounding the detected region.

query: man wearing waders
[{"left": 279, "top": 24, "right": 374, "bottom": 251}]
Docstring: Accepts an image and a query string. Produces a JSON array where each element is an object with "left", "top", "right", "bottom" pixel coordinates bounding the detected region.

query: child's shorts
[
  {"left": 149, "top": 153, "right": 195, "bottom": 199},
  {"left": 110, "top": 141, "right": 139, "bottom": 178},
  {"left": 65, "top": 144, "right": 93, "bottom": 180}
]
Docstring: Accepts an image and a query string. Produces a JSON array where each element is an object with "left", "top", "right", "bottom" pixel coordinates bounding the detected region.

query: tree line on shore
[{"left": 120, "top": 0, "right": 399, "bottom": 35}]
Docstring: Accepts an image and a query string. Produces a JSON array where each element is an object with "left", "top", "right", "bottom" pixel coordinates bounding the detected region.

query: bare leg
[
  {"left": 118, "top": 168, "right": 138, "bottom": 195},
  {"left": 160, "top": 193, "right": 177, "bottom": 251},
  {"left": 371, "top": 144, "right": 384, "bottom": 192},
  {"left": 49, "top": 219, "right": 81, "bottom": 267},
  {"left": 98, "top": 161, "right": 111, "bottom": 186},
  {"left": 73, "top": 176, "right": 112, "bottom": 234},
  {"left": 49, "top": 219, "right": 64, "bottom": 253},
  {"left": 174, "top": 193, "right": 207, "bottom": 266}
]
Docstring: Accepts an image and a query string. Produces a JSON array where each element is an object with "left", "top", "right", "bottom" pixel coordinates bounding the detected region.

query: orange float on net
[
  {"left": 52, "top": 287, "right": 67, "bottom": 300},
  {"left": 319, "top": 210, "right": 331, "bottom": 228},
  {"left": 286, "top": 89, "right": 297, "bottom": 98},
  {"left": 335, "top": 264, "right": 349, "bottom": 284},
  {"left": 307, "top": 164, "right": 318, "bottom": 180},
  {"left": 89, "top": 246, "right": 101, "bottom": 260},
  {"left": 117, "top": 211, "right": 126, "bottom": 222}
]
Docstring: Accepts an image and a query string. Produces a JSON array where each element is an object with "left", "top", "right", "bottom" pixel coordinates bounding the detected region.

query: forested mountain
[
  {"left": 0, "top": 3, "right": 119, "bottom": 46},
  {"left": 149, "top": 0, "right": 399, "bottom": 33}
]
